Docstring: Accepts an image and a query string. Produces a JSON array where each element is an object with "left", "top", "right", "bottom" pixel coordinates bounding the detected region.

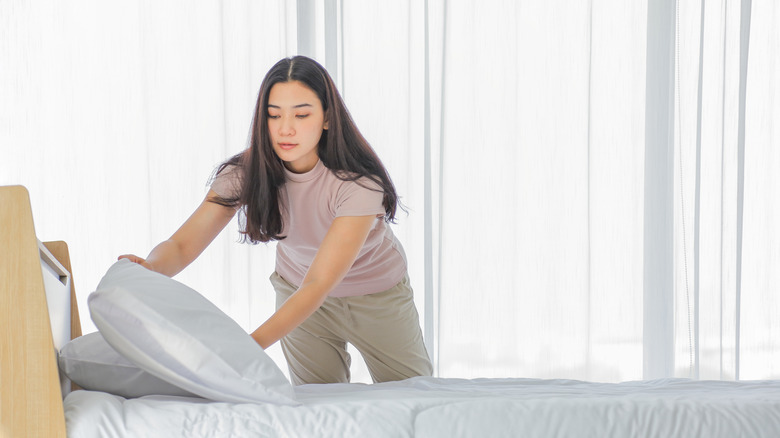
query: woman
[{"left": 119, "top": 56, "right": 432, "bottom": 385}]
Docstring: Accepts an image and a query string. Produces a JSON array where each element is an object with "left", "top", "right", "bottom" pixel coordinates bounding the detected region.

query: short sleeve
[
  {"left": 210, "top": 165, "right": 242, "bottom": 200},
  {"left": 334, "top": 178, "right": 385, "bottom": 217}
]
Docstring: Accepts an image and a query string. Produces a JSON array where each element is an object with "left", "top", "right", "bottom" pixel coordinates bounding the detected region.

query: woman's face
[{"left": 267, "top": 80, "right": 327, "bottom": 173}]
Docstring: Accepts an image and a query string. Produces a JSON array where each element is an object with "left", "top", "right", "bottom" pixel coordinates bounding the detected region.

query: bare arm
[
  {"left": 250, "top": 214, "right": 376, "bottom": 349},
  {"left": 119, "top": 189, "right": 236, "bottom": 277}
]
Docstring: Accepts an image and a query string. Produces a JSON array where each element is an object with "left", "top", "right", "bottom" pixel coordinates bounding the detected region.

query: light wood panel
[{"left": 0, "top": 185, "right": 67, "bottom": 437}]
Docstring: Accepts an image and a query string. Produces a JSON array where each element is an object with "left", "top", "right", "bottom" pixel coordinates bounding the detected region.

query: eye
[
  {"left": 267, "top": 114, "right": 280, "bottom": 119},
  {"left": 296, "top": 114, "right": 310, "bottom": 119}
]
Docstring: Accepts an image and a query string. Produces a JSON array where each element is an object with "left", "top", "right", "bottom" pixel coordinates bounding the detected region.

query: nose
[{"left": 279, "top": 116, "right": 295, "bottom": 136}]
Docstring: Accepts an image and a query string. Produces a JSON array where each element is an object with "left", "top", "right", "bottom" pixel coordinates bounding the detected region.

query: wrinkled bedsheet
[{"left": 65, "top": 376, "right": 780, "bottom": 437}]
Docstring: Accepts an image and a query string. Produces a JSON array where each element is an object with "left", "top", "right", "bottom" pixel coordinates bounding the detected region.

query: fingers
[
  {"left": 118, "top": 254, "right": 144, "bottom": 264},
  {"left": 117, "top": 254, "right": 156, "bottom": 273}
]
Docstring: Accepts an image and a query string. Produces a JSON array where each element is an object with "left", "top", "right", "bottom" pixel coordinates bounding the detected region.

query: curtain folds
[
  {"left": 674, "top": 0, "right": 779, "bottom": 380},
  {"left": 1, "top": 0, "right": 777, "bottom": 382}
]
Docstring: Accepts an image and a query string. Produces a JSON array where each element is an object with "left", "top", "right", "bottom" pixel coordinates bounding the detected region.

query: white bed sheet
[{"left": 65, "top": 376, "right": 780, "bottom": 437}]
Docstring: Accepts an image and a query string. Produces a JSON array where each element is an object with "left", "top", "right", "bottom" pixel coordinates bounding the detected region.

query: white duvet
[{"left": 65, "top": 376, "right": 780, "bottom": 437}]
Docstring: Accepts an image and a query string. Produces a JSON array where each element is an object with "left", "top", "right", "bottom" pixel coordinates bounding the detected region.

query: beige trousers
[{"left": 271, "top": 272, "right": 433, "bottom": 385}]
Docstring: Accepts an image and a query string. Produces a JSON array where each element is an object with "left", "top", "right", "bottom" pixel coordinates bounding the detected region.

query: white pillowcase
[
  {"left": 88, "top": 259, "right": 299, "bottom": 405},
  {"left": 58, "top": 332, "right": 198, "bottom": 398}
]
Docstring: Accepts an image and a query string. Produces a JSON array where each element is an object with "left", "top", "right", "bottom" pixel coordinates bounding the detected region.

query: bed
[{"left": 3, "top": 183, "right": 780, "bottom": 438}]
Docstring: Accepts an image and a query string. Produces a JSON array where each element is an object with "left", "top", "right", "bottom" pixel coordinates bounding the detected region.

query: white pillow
[
  {"left": 58, "top": 331, "right": 198, "bottom": 398},
  {"left": 88, "top": 259, "right": 299, "bottom": 405}
]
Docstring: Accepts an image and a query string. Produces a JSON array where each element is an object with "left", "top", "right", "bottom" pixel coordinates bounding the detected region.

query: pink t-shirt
[{"left": 210, "top": 159, "right": 407, "bottom": 297}]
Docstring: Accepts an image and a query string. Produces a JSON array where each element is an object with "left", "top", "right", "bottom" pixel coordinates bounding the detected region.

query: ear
[{"left": 323, "top": 114, "right": 329, "bottom": 130}]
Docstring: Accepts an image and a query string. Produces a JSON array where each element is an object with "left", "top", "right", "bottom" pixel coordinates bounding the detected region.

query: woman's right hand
[{"left": 118, "top": 254, "right": 155, "bottom": 271}]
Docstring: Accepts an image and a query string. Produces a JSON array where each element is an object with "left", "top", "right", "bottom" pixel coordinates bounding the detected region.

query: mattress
[{"left": 64, "top": 376, "right": 780, "bottom": 437}]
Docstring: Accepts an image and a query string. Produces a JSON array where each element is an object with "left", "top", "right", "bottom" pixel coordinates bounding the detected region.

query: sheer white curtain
[
  {"left": 675, "top": 0, "right": 780, "bottom": 380},
  {"left": 432, "top": 0, "right": 647, "bottom": 381},
  {"left": 737, "top": 0, "right": 780, "bottom": 380}
]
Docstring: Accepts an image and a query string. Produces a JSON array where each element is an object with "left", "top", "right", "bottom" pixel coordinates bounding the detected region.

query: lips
[{"left": 278, "top": 143, "right": 297, "bottom": 150}]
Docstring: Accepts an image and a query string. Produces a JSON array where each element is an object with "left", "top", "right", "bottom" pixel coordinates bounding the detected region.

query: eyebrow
[{"left": 267, "top": 103, "right": 313, "bottom": 109}]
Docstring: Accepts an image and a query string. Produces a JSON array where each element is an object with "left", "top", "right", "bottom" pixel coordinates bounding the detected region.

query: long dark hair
[{"left": 210, "top": 56, "right": 400, "bottom": 243}]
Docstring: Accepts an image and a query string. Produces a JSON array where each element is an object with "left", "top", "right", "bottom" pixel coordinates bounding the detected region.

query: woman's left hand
[{"left": 249, "top": 215, "right": 376, "bottom": 349}]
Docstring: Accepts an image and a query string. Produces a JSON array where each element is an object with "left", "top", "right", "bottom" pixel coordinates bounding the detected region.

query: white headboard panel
[
  {"left": 39, "top": 241, "right": 71, "bottom": 352},
  {"left": 38, "top": 240, "right": 72, "bottom": 397}
]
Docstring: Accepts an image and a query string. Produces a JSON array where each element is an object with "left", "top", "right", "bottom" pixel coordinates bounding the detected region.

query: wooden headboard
[{"left": 0, "top": 185, "right": 82, "bottom": 438}]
